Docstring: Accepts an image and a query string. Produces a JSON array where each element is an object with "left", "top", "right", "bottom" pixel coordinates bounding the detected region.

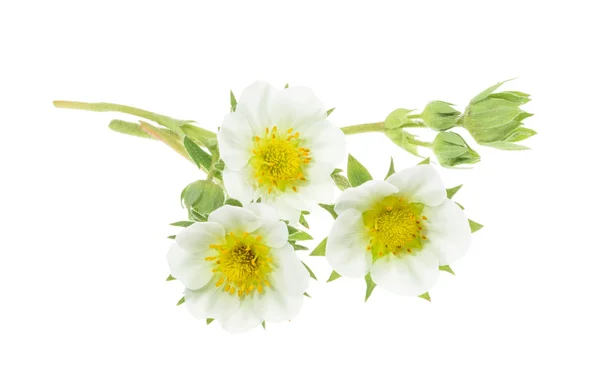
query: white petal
[
  {"left": 298, "top": 179, "right": 336, "bottom": 204},
  {"left": 269, "top": 86, "right": 326, "bottom": 130},
  {"left": 184, "top": 282, "right": 240, "bottom": 320},
  {"left": 218, "top": 112, "right": 253, "bottom": 171},
  {"left": 385, "top": 165, "right": 446, "bottom": 206},
  {"left": 251, "top": 289, "right": 304, "bottom": 323},
  {"left": 306, "top": 122, "right": 346, "bottom": 167},
  {"left": 334, "top": 180, "right": 398, "bottom": 214},
  {"left": 236, "top": 81, "right": 275, "bottom": 134},
  {"left": 325, "top": 209, "right": 372, "bottom": 278},
  {"left": 422, "top": 199, "right": 472, "bottom": 265},
  {"left": 370, "top": 249, "right": 440, "bottom": 296},
  {"left": 175, "top": 222, "right": 225, "bottom": 253},
  {"left": 218, "top": 298, "right": 262, "bottom": 334},
  {"left": 262, "top": 198, "right": 301, "bottom": 223},
  {"left": 245, "top": 203, "right": 289, "bottom": 248},
  {"left": 269, "top": 244, "right": 310, "bottom": 296},
  {"left": 167, "top": 244, "right": 213, "bottom": 290},
  {"left": 222, "top": 168, "right": 255, "bottom": 204},
  {"left": 207, "top": 205, "right": 261, "bottom": 234}
]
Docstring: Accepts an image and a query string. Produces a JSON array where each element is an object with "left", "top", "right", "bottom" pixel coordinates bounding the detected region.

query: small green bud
[
  {"left": 384, "top": 108, "right": 418, "bottom": 129},
  {"left": 433, "top": 132, "right": 480, "bottom": 167},
  {"left": 183, "top": 180, "right": 225, "bottom": 215},
  {"left": 463, "top": 81, "right": 534, "bottom": 149},
  {"left": 420, "top": 101, "right": 461, "bottom": 131}
]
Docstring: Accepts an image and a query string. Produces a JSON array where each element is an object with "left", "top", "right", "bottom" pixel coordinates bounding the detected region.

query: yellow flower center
[
  {"left": 250, "top": 126, "right": 311, "bottom": 194},
  {"left": 362, "top": 195, "right": 428, "bottom": 260},
  {"left": 206, "top": 232, "right": 274, "bottom": 297}
]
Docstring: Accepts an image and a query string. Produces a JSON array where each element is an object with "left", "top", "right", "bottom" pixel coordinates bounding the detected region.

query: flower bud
[
  {"left": 463, "top": 81, "right": 535, "bottom": 150},
  {"left": 182, "top": 180, "right": 225, "bottom": 215},
  {"left": 420, "top": 101, "right": 461, "bottom": 131},
  {"left": 433, "top": 132, "right": 480, "bottom": 167}
]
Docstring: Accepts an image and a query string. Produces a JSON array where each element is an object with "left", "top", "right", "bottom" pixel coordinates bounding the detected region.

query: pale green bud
[
  {"left": 463, "top": 81, "right": 535, "bottom": 149},
  {"left": 433, "top": 132, "right": 480, "bottom": 167},
  {"left": 420, "top": 101, "right": 461, "bottom": 131},
  {"left": 182, "top": 180, "right": 225, "bottom": 215}
]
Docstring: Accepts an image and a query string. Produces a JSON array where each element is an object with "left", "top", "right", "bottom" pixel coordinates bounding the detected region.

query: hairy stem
[{"left": 341, "top": 122, "right": 384, "bottom": 135}]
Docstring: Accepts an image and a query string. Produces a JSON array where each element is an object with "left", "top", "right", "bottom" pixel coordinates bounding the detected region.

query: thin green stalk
[
  {"left": 341, "top": 122, "right": 384, "bottom": 135},
  {"left": 411, "top": 139, "right": 433, "bottom": 148}
]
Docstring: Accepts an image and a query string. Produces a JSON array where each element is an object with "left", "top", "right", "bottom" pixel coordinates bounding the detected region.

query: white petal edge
[
  {"left": 325, "top": 209, "right": 372, "bottom": 278},
  {"left": 236, "top": 81, "right": 275, "bottom": 134},
  {"left": 370, "top": 249, "right": 440, "bottom": 296},
  {"left": 334, "top": 180, "right": 399, "bottom": 214},
  {"left": 268, "top": 86, "right": 326, "bottom": 131},
  {"left": 218, "top": 298, "right": 263, "bottom": 334},
  {"left": 222, "top": 168, "right": 255, "bottom": 204},
  {"left": 269, "top": 244, "right": 310, "bottom": 296},
  {"left": 167, "top": 244, "right": 214, "bottom": 290},
  {"left": 184, "top": 282, "right": 240, "bottom": 320},
  {"left": 385, "top": 165, "right": 446, "bottom": 206},
  {"left": 305, "top": 122, "right": 346, "bottom": 168},
  {"left": 244, "top": 203, "right": 289, "bottom": 248},
  {"left": 422, "top": 199, "right": 472, "bottom": 265},
  {"left": 217, "top": 112, "right": 253, "bottom": 171},
  {"left": 251, "top": 288, "right": 304, "bottom": 323},
  {"left": 207, "top": 205, "right": 261, "bottom": 234},
  {"left": 175, "top": 222, "right": 225, "bottom": 253}
]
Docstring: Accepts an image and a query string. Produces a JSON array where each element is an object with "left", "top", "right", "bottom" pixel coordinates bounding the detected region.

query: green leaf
[
  {"left": 385, "top": 157, "right": 395, "bottom": 179},
  {"left": 318, "top": 203, "right": 338, "bottom": 219},
  {"left": 206, "top": 318, "right": 214, "bottom": 325},
  {"left": 302, "top": 261, "right": 318, "bottom": 281},
  {"left": 299, "top": 213, "right": 309, "bottom": 229},
  {"left": 292, "top": 243, "right": 309, "bottom": 251},
  {"left": 261, "top": 321, "right": 266, "bottom": 330},
  {"left": 176, "top": 297, "right": 185, "bottom": 306},
  {"left": 439, "top": 265, "right": 455, "bottom": 275},
  {"left": 470, "top": 79, "right": 515, "bottom": 104},
  {"left": 230, "top": 90, "right": 237, "bottom": 112},
  {"left": 327, "top": 270, "right": 342, "bottom": 283},
  {"left": 331, "top": 168, "right": 343, "bottom": 175},
  {"left": 183, "top": 137, "right": 215, "bottom": 174},
  {"left": 347, "top": 154, "right": 373, "bottom": 187},
  {"left": 166, "top": 274, "right": 176, "bottom": 281},
  {"left": 170, "top": 221, "right": 194, "bottom": 227},
  {"left": 303, "top": 292, "right": 312, "bottom": 298},
  {"left": 167, "top": 235, "right": 176, "bottom": 240},
  {"left": 327, "top": 107, "right": 336, "bottom": 117},
  {"left": 331, "top": 173, "right": 352, "bottom": 191},
  {"left": 365, "top": 273, "right": 377, "bottom": 302},
  {"left": 225, "top": 198, "right": 243, "bottom": 207},
  {"left": 446, "top": 184, "right": 463, "bottom": 199},
  {"left": 310, "top": 238, "right": 327, "bottom": 256},
  {"left": 418, "top": 292, "right": 431, "bottom": 301},
  {"left": 289, "top": 230, "right": 313, "bottom": 241},
  {"left": 183, "top": 180, "right": 225, "bottom": 215},
  {"left": 469, "top": 219, "right": 484, "bottom": 233}
]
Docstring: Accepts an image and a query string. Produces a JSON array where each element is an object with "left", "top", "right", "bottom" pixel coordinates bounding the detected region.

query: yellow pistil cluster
[
  {"left": 206, "top": 232, "right": 274, "bottom": 297},
  {"left": 362, "top": 195, "right": 429, "bottom": 260},
  {"left": 249, "top": 126, "right": 311, "bottom": 194}
]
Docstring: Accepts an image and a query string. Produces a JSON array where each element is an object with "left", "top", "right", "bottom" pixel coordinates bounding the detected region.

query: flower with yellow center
[
  {"left": 167, "top": 204, "right": 309, "bottom": 333},
  {"left": 218, "top": 81, "right": 346, "bottom": 222},
  {"left": 325, "top": 165, "right": 471, "bottom": 295}
]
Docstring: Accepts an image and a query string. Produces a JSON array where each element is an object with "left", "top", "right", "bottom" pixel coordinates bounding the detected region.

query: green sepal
[
  {"left": 480, "top": 141, "right": 531, "bottom": 151},
  {"left": 109, "top": 119, "right": 177, "bottom": 139},
  {"left": 167, "top": 235, "right": 176, "bottom": 240},
  {"left": 418, "top": 157, "right": 430, "bottom": 165},
  {"left": 289, "top": 231, "right": 313, "bottom": 241},
  {"left": 225, "top": 198, "right": 243, "bottom": 207},
  {"left": 327, "top": 270, "right": 342, "bottom": 283},
  {"left": 433, "top": 132, "right": 481, "bottom": 167},
  {"left": 319, "top": 203, "right": 338, "bottom": 219},
  {"left": 301, "top": 261, "right": 318, "bottom": 281},
  {"left": 439, "top": 265, "right": 455, "bottom": 275},
  {"left": 327, "top": 108, "right": 336, "bottom": 117},
  {"left": 166, "top": 274, "right": 176, "bottom": 281},
  {"left": 455, "top": 202, "right": 465, "bottom": 210},
  {"left": 385, "top": 157, "right": 395, "bottom": 179},
  {"left": 331, "top": 172, "right": 352, "bottom": 191},
  {"left": 384, "top": 108, "right": 417, "bottom": 129},
  {"left": 469, "top": 219, "right": 484, "bottom": 233},
  {"left": 261, "top": 321, "right": 266, "bottom": 330},
  {"left": 365, "top": 273, "right": 376, "bottom": 302},
  {"left": 418, "top": 292, "right": 431, "bottom": 301},
  {"left": 183, "top": 137, "right": 222, "bottom": 179},
  {"left": 284, "top": 83, "right": 289, "bottom": 89},
  {"left": 299, "top": 212, "right": 310, "bottom": 229},
  {"left": 347, "top": 154, "right": 372, "bottom": 187},
  {"left": 206, "top": 318, "right": 215, "bottom": 325},
  {"left": 170, "top": 221, "right": 194, "bottom": 227},
  {"left": 420, "top": 101, "right": 461, "bottom": 131},
  {"left": 502, "top": 127, "right": 537, "bottom": 143},
  {"left": 230, "top": 90, "right": 237, "bottom": 112},
  {"left": 303, "top": 292, "right": 312, "bottom": 298},
  {"left": 183, "top": 180, "right": 225, "bottom": 215},
  {"left": 384, "top": 128, "right": 422, "bottom": 157},
  {"left": 176, "top": 297, "right": 185, "bottom": 306},
  {"left": 292, "top": 243, "right": 309, "bottom": 251},
  {"left": 139, "top": 121, "right": 189, "bottom": 160},
  {"left": 310, "top": 238, "right": 327, "bottom": 256},
  {"left": 488, "top": 90, "right": 530, "bottom": 105},
  {"left": 446, "top": 184, "right": 463, "bottom": 199},
  {"left": 470, "top": 79, "right": 515, "bottom": 104}
]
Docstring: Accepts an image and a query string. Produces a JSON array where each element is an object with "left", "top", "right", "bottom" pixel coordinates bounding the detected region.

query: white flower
[
  {"left": 218, "top": 81, "right": 346, "bottom": 222},
  {"left": 325, "top": 165, "right": 471, "bottom": 296},
  {"left": 167, "top": 204, "right": 309, "bottom": 333}
]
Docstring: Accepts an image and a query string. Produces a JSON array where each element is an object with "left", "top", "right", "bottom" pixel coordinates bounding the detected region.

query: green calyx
[
  {"left": 420, "top": 101, "right": 462, "bottom": 131},
  {"left": 433, "top": 131, "right": 481, "bottom": 168}
]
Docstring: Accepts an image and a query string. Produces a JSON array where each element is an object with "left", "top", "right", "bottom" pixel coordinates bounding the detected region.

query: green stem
[
  {"left": 411, "top": 139, "right": 433, "bottom": 148},
  {"left": 341, "top": 122, "right": 384, "bottom": 135},
  {"left": 53, "top": 100, "right": 217, "bottom": 138}
]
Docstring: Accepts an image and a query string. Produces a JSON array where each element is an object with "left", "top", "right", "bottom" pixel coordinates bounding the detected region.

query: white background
[{"left": 1, "top": 1, "right": 599, "bottom": 376}]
